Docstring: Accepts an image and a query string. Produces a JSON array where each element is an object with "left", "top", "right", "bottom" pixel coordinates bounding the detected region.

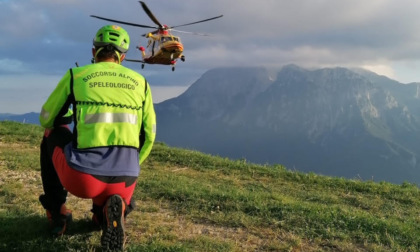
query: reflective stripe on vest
[
  {"left": 84, "top": 113, "right": 138, "bottom": 125},
  {"left": 40, "top": 108, "right": 50, "bottom": 120}
]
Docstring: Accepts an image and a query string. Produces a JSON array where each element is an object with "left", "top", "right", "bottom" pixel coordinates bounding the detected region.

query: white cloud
[
  {"left": 150, "top": 86, "right": 190, "bottom": 103},
  {"left": 362, "top": 64, "right": 396, "bottom": 80}
]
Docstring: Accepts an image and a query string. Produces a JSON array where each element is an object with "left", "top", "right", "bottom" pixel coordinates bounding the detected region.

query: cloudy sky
[{"left": 2, "top": 0, "right": 420, "bottom": 114}]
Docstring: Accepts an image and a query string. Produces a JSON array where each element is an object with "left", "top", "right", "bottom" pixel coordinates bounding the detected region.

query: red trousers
[
  {"left": 52, "top": 146, "right": 136, "bottom": 206},
  {"left": 39, "top": 126, "right": 137, "bottom": 213}
]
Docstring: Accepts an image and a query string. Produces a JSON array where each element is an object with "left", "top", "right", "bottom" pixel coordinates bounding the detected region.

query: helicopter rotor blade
[
  {"left": 171, "top": 29, "right": 211, "bottom": 36},
  {"left": 90, "top": 15, "right": 157, "bottom": 29},
  {"left": 139, "top": 1, "right": 164, "bottom": 29},
  {"left": 171, "top": 15, "right": 223, "bottom": 29}
]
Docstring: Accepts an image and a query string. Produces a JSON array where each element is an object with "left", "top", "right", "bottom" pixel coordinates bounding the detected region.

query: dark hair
[{"left": 95, "top": 45, "right": 119, "bottom": 62}]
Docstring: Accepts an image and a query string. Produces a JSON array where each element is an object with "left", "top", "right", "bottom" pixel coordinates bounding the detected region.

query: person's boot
[
  {"left": 91, "top": 204, "right": 103, "bottom": 231},
  {"left": 101, "top": 195, "right": 126, "bottom": 251},
  {"left": 46, "top": 204, "right": 72, "bottom": 236}
]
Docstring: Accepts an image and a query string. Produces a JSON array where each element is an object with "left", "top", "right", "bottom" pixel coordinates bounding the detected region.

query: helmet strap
[
  {"left": 115, "top": 50, "right": 122, "bottom": 64},
  {"left": 94, "top": 47, "right": 104, "bottom": 61},
  {"left": 93, "top": 47, "right": 122, "bottom": 64}
]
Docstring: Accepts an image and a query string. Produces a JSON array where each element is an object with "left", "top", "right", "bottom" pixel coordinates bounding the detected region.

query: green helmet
[{"left": 93, "top": 25, "right": 130, "bottom": 53}]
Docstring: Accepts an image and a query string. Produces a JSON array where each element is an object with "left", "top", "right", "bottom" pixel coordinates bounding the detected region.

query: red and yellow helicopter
[{"left": 91, "top": 1, "right": 223, "bottom": 71}]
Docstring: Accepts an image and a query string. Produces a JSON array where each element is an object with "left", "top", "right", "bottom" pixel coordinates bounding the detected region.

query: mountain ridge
[{"left": 155, "top": 65, "right": 420, "bottom": 184}]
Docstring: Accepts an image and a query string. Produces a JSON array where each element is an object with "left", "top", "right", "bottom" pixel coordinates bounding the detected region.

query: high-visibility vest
[{"left": 40, "top": 62, "right": 156, "bottom": 153}]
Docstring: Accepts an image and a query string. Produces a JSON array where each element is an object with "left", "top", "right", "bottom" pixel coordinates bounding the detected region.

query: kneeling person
[{"left": 38, "top": 25, "right": 156, "bottom": 251}]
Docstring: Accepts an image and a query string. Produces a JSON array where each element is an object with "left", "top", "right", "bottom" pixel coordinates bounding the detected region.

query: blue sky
[{"left": 2, "top": 0, "right": 420, "bottom": 113}]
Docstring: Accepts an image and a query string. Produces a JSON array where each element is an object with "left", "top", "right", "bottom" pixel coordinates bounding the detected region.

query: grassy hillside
[{"left": 1, "top": 121, "right": 420, "bottom": 251}]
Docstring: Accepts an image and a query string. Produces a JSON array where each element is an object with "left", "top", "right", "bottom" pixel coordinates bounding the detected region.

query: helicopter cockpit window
[
  {"left": 161, "top": 37, "right": 175, "bottom": 42},
  {"left": 173, "top": 37, "right": 179, "bottom": 41}
]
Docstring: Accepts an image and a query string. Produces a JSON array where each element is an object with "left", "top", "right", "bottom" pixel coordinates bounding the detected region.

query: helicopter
[{"left": 91, "top": 1, "right": 223, "bottom": 71}]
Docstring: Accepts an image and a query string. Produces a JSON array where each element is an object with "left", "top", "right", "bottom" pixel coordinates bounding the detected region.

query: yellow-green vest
[
  {"left": 40, "top": 62, "right": 156, "bottom": 157},
  {"left": 71, "top": 63, "right": 147, "bottom": 149}
]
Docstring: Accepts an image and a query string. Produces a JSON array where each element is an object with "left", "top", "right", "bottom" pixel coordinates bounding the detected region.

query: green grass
[{"left": 1, "top": 121, "right": 420, "bottom": 251}]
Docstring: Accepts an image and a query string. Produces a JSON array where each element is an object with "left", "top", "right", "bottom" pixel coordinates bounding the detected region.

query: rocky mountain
[{"left": 155, "top": 65, "right": 420, "bottom": 184}]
